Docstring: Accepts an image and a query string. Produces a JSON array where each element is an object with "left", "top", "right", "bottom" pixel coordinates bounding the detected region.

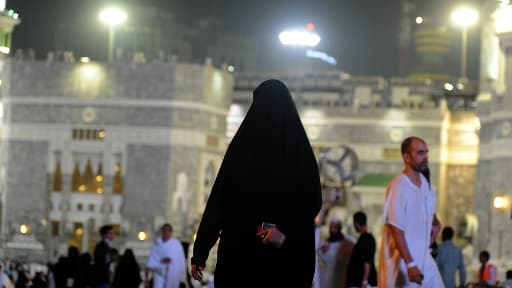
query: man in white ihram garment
[
  {"left": 378, "top": 137, "right": 444, "bottom": 288},
  {"left": 145, "top": 224, "right": 187, "bottom": 288}
]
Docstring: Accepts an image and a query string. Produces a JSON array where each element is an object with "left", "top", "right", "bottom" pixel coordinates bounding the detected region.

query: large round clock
[{"left": 318, "top": 145, "right": 359, "bottom": 187}]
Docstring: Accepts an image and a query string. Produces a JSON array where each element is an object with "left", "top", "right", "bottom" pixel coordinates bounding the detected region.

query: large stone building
[
  {"left": 0, "top": 59, "right": 233, "bottom": 262},
  {"left": 0, "top": 55, "right": 482, "bottom": 264},
  {"left": 474, "top": 0, "right": 512, "bottom": 270},
  {"left": 2, "top": 1, "right": 511, "bottom": 271},
  {"left": 232, "top": 71, "right": 479, "bottom": 240}
]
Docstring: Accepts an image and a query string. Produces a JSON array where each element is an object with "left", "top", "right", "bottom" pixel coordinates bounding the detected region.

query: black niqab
[{"left": 192, "top": 79, "right": 322, "bottom": 287}]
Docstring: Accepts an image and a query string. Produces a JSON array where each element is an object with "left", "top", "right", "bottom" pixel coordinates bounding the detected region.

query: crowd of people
[{"left": 0, "top": 223, "right": 191, "bottom": 288}]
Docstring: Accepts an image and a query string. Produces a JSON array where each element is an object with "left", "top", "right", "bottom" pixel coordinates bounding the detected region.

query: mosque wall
[{"left": 0, "top": 60, "right": 233, "bottom": 261}]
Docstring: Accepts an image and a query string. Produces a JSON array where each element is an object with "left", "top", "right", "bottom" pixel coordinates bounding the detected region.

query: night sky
[{"left": 6, "top": 0, "right": 481, "bottom": 79}]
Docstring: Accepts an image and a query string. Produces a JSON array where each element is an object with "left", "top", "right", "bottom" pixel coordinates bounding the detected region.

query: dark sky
[{"left": 6, "top": 0, "right": 481, "bottom": 79}]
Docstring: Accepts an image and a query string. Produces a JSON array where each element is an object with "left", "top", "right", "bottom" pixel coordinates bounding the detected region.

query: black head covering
[{"left": 192, "top": 79, "right": 322, "bottom": 287}]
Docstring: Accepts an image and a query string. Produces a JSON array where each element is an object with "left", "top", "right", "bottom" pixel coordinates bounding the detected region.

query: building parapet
[{"left": 235, "top": 71, "right": 478, "bottom": 110}]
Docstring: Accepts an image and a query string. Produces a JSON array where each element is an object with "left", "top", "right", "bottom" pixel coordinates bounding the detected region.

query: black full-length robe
[{"left": 191, "top": 79, "right": 322, "bottom": 287}]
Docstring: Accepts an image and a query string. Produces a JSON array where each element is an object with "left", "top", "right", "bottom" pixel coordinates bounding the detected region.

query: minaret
[{"left": 0, "top": 4, "right": 21, "bottom": 55}]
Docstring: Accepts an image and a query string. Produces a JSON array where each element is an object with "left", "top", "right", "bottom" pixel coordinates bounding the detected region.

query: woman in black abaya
[{"left": 191, "top": 79, "right": 322, "bottom": 287}]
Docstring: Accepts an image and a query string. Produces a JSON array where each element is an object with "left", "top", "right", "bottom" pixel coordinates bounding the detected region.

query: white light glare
[
  {"left": 443, "top": 82, "right": 454, "bottom": 91},
  {"left": 495, "top": 5, "right": 512, "bottom": 33},
  {"left": 416, "top": 17, "right": 423, "bottom": 24},
  {"left": 451, "top": 7, "right": 479, "bottom": 27},
  {"left": 19, "top": 224, "right": 29, "bottom": 234},
  {"left": 306, "top": 50, "right": 337, "bottom": 65},
  {"left": 0, "top": 46, "right": 9, "bottom": 54},
  {"left": 80, "top": 57, "right": 91, "bottom": 64},
  {"left": 138, "top": 231, "right": 147, "bottom": 241},
  {"left": 494, "top": 196, "right": 509, "bottom": 209},
  {"left": 227, "top": 65, "right": 235, "bottom": 72},
  {"left": 99, "top": 7, "right": 127, "bottom": 27},
  {"left": 279, "top": 30, "right": 321, "bottom": 47}
]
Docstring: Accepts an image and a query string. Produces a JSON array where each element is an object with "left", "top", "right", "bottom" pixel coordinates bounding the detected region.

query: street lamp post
[
  {"left": 99, "top": 7, "right": 127, "bottom": 62},
  {"left": 451, "top": 7, "right": 479, "bottom": 82}
]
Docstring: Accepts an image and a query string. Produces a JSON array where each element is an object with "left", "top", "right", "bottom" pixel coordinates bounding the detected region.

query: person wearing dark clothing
[
  {"left": 66, "top": 246, "right": 80, "bottom": 288},
  {"left": 76, "top": 253, "right": 93, "bottom": 288},
  {"left": 14, "top": 270, "right": 29, "bottom": 288},
  {"left": 32, "top": 272, "right": 47, "bottom": 288},
  {"left": 112, "top": 249, "right": 142, "bottom": 288},
  {"left": 93, "top": 225, "right": 115, "bottom": 288},
  {"left": 54, "top": 257, "right": 68, "bottom": 288},
  {"left": 347, "top": 211, "right": 377, "bottom": 288},
  {"left": 190, "top": 79, "right": 322, "bottom": 288}
]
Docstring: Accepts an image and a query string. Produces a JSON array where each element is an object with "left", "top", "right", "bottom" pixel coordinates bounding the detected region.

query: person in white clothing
[
  {"left": 378, "top": 136, "right": 444, "bottom": 288},
  {"left": 145, "top": 224, "right": 186, "bottom": 288}
]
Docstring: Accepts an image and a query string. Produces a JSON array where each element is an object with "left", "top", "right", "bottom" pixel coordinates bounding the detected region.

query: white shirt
[
  {"left": 146, "top": 237, "right": 186, "bottom": 288},
  {"left": 379, "top": 173, "right": 442, "bottom": 288}
]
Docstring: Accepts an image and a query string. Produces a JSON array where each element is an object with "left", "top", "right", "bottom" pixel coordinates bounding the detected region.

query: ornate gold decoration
[{"left": 113, "top": 163, "right": 123, "bottom": 194}]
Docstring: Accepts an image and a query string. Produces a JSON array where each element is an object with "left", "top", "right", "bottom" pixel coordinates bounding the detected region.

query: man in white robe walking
[
  {"left": 378, "top": 137, "right": 444, "bottom": 288},
  {"left": 145, "top": 224, "right": 186, "bottom": 288}
]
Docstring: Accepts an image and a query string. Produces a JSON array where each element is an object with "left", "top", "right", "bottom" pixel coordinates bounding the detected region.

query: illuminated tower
[{"left": 0, "top": 3, "right": 20, "bottom": 56}]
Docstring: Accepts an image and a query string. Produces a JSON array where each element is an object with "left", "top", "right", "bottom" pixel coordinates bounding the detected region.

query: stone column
[
  {"left": 499, "top": 31, "right": 512, "bottom": 108},
  {"left": 61, "top": 148, "right": 73, "bottom": 235}
]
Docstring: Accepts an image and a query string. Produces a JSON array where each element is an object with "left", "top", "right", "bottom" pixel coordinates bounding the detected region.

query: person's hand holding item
[
  {"left": 191, "top": 264, "right": 204, "bottom": 281},
  {"left": 407, "top": 266, "right": 423, "bottom": 285},
  {"left": 262, "top": 227, "right": 286, "bottom": 248}
]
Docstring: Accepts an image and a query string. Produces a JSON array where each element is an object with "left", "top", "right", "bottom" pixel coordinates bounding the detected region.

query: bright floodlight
[
  {"left": 99, "top": 7, "right": 127, "bottom": 27},
  {"left": 443, "top": 82, "right": 454, "bottom": 91},
  {"left": 451, "top": 7, "right": 479, "bottom": 27},
  {"left": 19, "top": 224, "right": 29, "bottom": 234},
  {"left": 494, "top": 196, "right": 509, "bottom": 209},
  {"left": 416, "top": 17, "right": 423, "bottom": 24},
  {"left": 138, "top": 231, "right": 148, "bottom": 241},
  {"left": 279, "top": 30, "right": 321, "bottom": 47}
]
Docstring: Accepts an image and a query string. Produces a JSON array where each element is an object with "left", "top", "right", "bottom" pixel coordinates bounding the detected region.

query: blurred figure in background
[
  {"left": 346, "top": 211, "right": 377, "bottom": 288},
  {"left": 503, "top": 270, "right": 512, "bottom": 288},
  {"left": 318, "top": 218, "right": 354, "bottom": 288},
  {"left": 478, "top": 250, "right": 497, "bottom": 285},
  {"left": 76, "top": 253, "right": 93, "bottom": 288},
  {"left": 146, "top": 224, "right": 186, "bottom": 288},
  {"left": 93, "top": 225, "right": 115, "bottom": 288},
  {"left": 112, "top": 249, "right": 142, "bottom": 288},
  {"left": 436, "top": 227, "right": 465, "bottom": 288},
  {"left": 66, "top": 246, "right": 80, "bottom": 287}
]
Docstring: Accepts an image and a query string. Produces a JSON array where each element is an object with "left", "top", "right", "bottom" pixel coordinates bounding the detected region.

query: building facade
[
  {"left": 232, "top": 71, "right": 479, "bottom": 240},
  {"left": 474, "top": 0, "right": 512, "bottom": 273},
  {"left": 0, "top": 59, "right": 233, "bottom": 262}
]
